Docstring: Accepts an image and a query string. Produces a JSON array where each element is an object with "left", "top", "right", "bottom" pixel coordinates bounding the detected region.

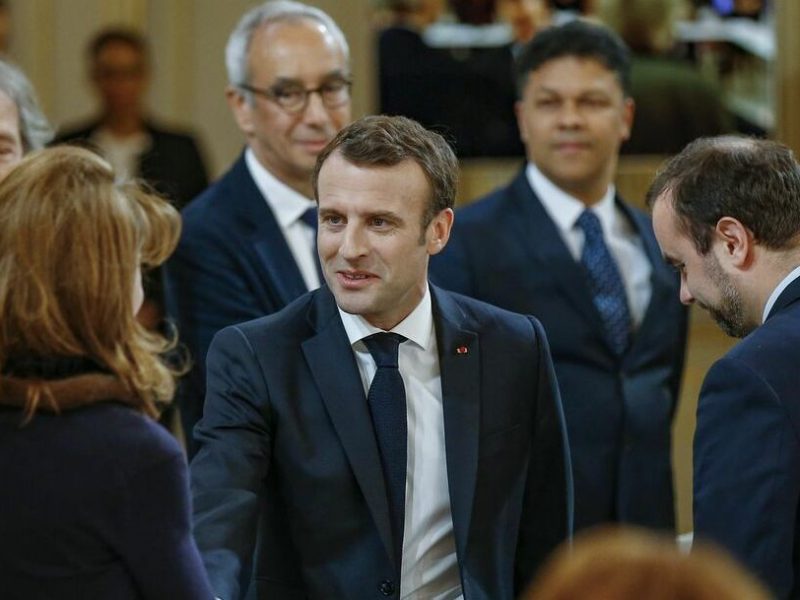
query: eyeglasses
[{"left": 238, "top": 78, "right": 352, "bottom": 113}]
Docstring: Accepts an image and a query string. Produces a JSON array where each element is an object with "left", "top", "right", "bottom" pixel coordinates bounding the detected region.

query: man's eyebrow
[{"left": 271, "top": 71, "right": 349, "bottom": 87}]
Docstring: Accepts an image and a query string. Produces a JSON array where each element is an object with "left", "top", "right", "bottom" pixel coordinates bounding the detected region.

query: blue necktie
[
  {"left": 299, "top": 206, "right": 323, "bottom": 283},
  {"left": 363, "top": 332, "right": 407, "bottom": 567},
  {"left": 576, "top": 210, "right": 631, "bottom": 356}
]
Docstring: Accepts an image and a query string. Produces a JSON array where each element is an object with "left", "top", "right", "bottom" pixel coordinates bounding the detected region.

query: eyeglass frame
[{"left": 237, "top": 78, "right": 353, "bottom": 113}]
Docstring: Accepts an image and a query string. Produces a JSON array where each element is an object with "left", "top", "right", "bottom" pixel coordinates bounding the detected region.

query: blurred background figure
[
  {"left": 525, "top": 526, "right": 771, "bottom": 600},
  {"left": 496, "top": 0, "right": 552, "bottom": 45},
  {"left": 57, "top": 27, "right": 208, "bottom": 207},
  {"left": 57, "top": 28, "right": 209, "bottom": 331},
  {"left": 0, "top": 58, "right": 53, "bottom": 181},
  {"left": 598, "top": 0, "right": 733, "bottom": 154},
  {"left": 376, "top": 0, "right": 549, "bottom": 157},
  {"left": 0, "top": 146, "right": 212, "bottom": 599}
]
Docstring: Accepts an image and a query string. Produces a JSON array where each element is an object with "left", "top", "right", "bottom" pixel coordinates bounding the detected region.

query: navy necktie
[
  {"left": 576, "top": 210, "right": 631, "bottom": 356},
  {"left": 363, "top": 332, "right": 408, "bottom": 567},
  {"left": 299, "top": 206, "right": 323, "bottom": 283}
]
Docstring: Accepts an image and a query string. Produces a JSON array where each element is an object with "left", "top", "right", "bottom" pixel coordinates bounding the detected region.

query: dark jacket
[{"left": 0, "top": 367, "right": 213, "bottom": 600}]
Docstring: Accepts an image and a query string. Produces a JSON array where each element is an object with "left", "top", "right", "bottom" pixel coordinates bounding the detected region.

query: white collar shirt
[
  {"left": 338, "top": 287, "right": 463, "bottom": 600},
  {"left": 245, "top": 148, "right": 320, "bottom": 290},
  {"left": 762, "top": 264, "right": 800, "bottom": 323}
]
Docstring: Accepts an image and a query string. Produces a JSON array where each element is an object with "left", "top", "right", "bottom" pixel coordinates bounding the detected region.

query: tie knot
[
  {"left": 363, "top": 332, "right": 406, "bottom": 368},
  {"left": 576, "top": 209, "right": 603, "bottom": 241},
  {"left": 300, "top": 206, "right": 318, "bottom": 231}
]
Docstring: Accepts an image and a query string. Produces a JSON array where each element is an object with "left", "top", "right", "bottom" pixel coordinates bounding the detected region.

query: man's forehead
[{"left": 526, "top": 56, "right": 623, "bottom": 89}]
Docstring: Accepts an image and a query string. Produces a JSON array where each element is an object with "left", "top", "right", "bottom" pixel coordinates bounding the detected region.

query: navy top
[{"left": 0, "top": 401, "right": 213, "bottom": 599}]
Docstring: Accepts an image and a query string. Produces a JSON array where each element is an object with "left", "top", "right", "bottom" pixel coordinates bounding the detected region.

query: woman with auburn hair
[
  {"left": 0, "top": 146, "right": 212, "bottom": 599},
  {"left": 524, "top": 526, "right": 770, "bottom": 600}
]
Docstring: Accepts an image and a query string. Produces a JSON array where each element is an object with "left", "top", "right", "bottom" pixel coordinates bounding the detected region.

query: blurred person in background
[
  {"left": 0, "top": 146, "right": 213, "bottom": 599},
  {"left": 0, "top": 58, "right": 53, "bottom": 181},
  {"left": 57, "top": 27, "right": 208, "bottom": 209},
  {"left": 598, "top": 0, "right": 732, "bottom": 154},
  {"left": 524, "top": 526, "right": 770, "bottom": 600}
]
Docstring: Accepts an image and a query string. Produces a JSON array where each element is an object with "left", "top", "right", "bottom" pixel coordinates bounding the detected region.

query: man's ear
[
  {"left": 226, "top": 85, "right": 254, "bottom": 136},
  {"left": 714, "top": 216, "right": 754, "bottom": 269},
  {"left": 515, "top": 100, "right": 529, "bottom": 144},
  {"left": 427, "top": 208, "right": 454, "bottom": 256},
  {"left": 620, "top": 97, "right": 635, "bottom": 142}
]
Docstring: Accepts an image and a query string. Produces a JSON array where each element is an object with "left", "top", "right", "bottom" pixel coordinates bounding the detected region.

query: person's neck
[{"left": 102, "top": 112, "right": 145, "bottom": 137}]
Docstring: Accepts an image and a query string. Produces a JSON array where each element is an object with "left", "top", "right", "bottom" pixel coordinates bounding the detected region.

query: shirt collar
[
  {"left": 525, "top": 161, "right": 617, "bottom": 233},
  {"left": 245, "top": 148, "right": 316, "bottom": 228},
  {"left": 338, "top": 284, "right": 433, "bottom": 351},
  {"left": 762, "top": 264, "right": 800, "bottom": 323}
]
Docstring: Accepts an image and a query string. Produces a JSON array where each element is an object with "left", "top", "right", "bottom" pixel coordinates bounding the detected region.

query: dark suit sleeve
[
  {"left": 694, "top": 357, "right": 800, "bottom": 598},
  {"left": 190, "top": 325, "right": 273, "bottom": 600},
  {"left": 515, "top": 316, "right": 573, "bottom": 591}
]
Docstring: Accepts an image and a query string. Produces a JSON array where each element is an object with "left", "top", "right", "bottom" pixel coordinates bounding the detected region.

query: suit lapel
[
  {"left": 431, "top": 286, "right": 481, "bottom": 560},
  {"left": 621, "top": 202, "right": 677, "bottom": 355},
  {"left": 506, "top": 171, "right": 607, "bottom": 342},
  {"left": 301, "top": 289, "right": 395, "bottom": 564},
  {"left": 229, "top": 155, "right": 309, "bottom": 305}
]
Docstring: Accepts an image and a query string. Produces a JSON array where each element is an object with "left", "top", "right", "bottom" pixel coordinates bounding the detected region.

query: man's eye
[
  {"left": 322, "top": 80, "right": 346, "bottom": 93},
  {"left": 323, "top": 215, "right": 343, "bottom": 225},
  {"left": 273, "top": 87, "right": 303, "bottom": 101}
]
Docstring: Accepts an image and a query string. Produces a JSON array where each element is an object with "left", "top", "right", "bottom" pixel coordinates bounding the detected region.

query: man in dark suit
[
  {"left": 431, "top": 20, "right": 687, "bottom": 532},
  {"left": 648, "top": 136, "right": 800, "bottom": 599},
  {"left": 164, "top": 1, "right": 352, "bottom": 454},
  {"left": 190, "top": 115, "right": 572, "bottom": 600}
]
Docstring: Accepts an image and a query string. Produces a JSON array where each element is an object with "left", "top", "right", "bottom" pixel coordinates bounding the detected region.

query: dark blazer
[
  {"left": 190, "top": 284, "right": 572, "bottom": 600},
  {"left": 693, "top": 276, "right": 800, "bottom": 599},
  {"left": 0, "top": 390, "right": 213, "bottom": 599},
  {"left": 56, "top": 119, "right": 209, "bottom": 210},
  {"left": 430, "top": 170, "right": 687, "bottom": 532},
  {"left": 164, "top": 155, "right": 310, "bottom": 455}
]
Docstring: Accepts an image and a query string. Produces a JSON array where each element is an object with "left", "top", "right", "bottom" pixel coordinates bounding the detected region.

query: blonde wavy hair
[{"left": 0, "top": 146, "right": 182, "bottom": 419}]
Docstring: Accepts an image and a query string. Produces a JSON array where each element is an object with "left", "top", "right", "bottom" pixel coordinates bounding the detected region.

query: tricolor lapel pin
[{"left": 456, "top": 345, "right": 469, "bottom": 355}]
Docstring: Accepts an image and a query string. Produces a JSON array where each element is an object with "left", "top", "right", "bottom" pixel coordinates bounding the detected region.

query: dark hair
[
  {"left": 646, "top": 136, "right": 800, "bottom": 254},
  {"left": 514, "top": 19, "right": 631, "bottom": 96},
  {"left": 88, "top": 27, "right": 148, "bottom": 64},
  {"left": 312, "top": 115, "right": 458, "bottom": 230}
]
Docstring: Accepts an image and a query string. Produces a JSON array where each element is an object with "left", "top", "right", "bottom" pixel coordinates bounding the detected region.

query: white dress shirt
[
  {"left": 526, "top": 162, "right": 652, "bottom": 327},
  {"left": 339, "top": 287, "right": 463, "bottom": 600},
  {"left": 762, "top": 264, "right": 800, "bottom": 323},
  {"left": 245, "top": 148, "right": 321, "bottom": 291}
]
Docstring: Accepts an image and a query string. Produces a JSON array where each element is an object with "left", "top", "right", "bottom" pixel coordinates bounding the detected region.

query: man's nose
[{"left": 679, "top": 278, "right": 694, "bottom": 305}]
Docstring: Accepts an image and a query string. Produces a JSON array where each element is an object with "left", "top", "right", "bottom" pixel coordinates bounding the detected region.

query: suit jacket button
[{"left": 379, "top": 580, "right": 395, "bottom": 596}]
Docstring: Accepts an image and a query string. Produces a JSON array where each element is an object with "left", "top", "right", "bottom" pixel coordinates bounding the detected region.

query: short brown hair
[
  {"left": 312, "top": 115, "right": 458, "bottom": 230},
  {"left": 525, "top": 526, "right": 770, "bottom": 600},
  {"left": 646, "top": 136, "right": 800, "bottom": 254},
  {"left": 0, "top": 146, "right": 182, "bottom": 419}
]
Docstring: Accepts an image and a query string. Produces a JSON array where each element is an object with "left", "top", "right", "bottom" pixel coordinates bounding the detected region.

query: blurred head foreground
[{"left": 525, "top": 526, "right": 770, "bottom": 600}]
